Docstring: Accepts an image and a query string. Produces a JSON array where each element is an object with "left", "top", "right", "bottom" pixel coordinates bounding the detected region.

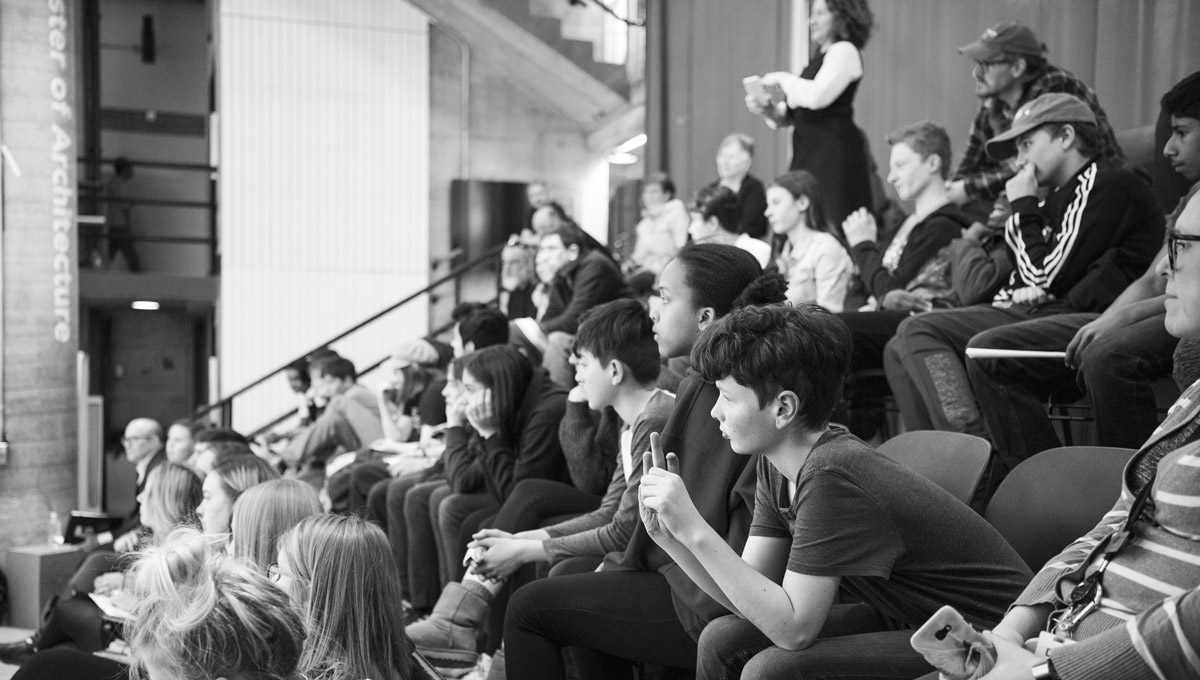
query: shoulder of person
[
  {"left": 802, "top": 429, "right": 879, "bottom": 473},
  {"left": 824, "top": 41, "right": 863, "bottom": 66}
]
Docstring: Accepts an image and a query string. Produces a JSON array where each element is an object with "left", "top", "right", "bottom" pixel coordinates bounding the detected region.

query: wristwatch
[{"left": 1031, "top": 658, "right": 1060, "bottom": 680}]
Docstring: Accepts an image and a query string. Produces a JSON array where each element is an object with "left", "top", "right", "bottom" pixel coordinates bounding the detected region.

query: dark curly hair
[{"left": 826, "top": 0, "right": 874, "bottom": 49}]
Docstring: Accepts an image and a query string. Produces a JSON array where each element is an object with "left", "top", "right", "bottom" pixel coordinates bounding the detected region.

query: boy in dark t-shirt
[{"left": 638, "top": 303, "right": 1032, "bottom": 680}]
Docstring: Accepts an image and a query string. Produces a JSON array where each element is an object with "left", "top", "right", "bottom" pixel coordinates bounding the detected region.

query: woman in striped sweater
[{"left": 945, "top": 178, "right": 1200, "bottom": 680}]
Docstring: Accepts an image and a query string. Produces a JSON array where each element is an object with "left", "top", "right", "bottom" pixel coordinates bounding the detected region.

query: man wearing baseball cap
[
  {"left": 886, "top": 92, "right": 1163, "bottom": 497},
  {"left": 946, "top": 21, "right": 1124, "bottom": 217}
]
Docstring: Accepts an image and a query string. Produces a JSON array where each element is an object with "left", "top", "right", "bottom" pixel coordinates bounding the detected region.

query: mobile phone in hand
[
  {"left": 743, "top": 75, "right": 768, "bottom": 103},
  {"left": 910, "top": 606, "right": 994, "bottom": 679}
]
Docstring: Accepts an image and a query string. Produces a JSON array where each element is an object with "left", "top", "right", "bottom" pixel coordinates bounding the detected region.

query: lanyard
[{"left": 1053, "top": 472, "right": 1156, "bottom": 636}]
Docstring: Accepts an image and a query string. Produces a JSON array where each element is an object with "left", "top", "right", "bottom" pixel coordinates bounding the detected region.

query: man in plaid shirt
[{"left": 947, "top": 21, "right": 1125, "bottom": 211}]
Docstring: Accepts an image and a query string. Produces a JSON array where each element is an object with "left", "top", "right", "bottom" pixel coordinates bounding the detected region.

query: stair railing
[{"left": 192, "top": 242, "right": 507, "bottom": 429}]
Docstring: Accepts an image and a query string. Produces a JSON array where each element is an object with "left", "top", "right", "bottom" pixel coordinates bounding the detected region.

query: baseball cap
[
  {"left": 985, "top": 93, "right": 1098, "bottom": 160},
  {"left": 958, "top": 21, "right": 1044, "bottom": 61}
]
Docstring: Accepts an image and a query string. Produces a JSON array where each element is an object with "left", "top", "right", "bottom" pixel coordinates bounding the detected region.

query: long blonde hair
[
  {"left": 141, "top": 463, "right": 202, "bottom": 535},
  {"left": 231, "top": 479, "right": 322, "bottom": 571},
  {"left": 128, "top": 527, "right": 304, "bottom": 680},
  {"left": 278, "top": 514, "right": 412, "bottom": 680}
]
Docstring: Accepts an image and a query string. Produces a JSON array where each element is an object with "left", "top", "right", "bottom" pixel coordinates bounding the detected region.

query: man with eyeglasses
[
  {"left": 946, "top": 21, "right": 1124, "bottom": 219},
  {"left": 77, "top": 418, "right": 167, "bottom": 552},
  {"left": 885, "top": 93, "right": 1163, "bottom": 502},
  {"left": 963, "top": 74, "right": 1200, "bottom": 492}
]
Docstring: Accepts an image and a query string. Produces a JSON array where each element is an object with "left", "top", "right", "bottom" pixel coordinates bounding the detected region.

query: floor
[{"left": 0, "top": 626, "right": 34, "bottom": 680}]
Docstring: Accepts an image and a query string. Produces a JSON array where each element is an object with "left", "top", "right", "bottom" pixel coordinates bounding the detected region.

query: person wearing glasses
[
  {"left": 946, "top": 21, "right": 1124, "bottom": 225},
  {"left": 964, "top": 74, "right": 1200, "bottom": 484},
  {"left": 885, "top": 93, "right": 1163, "bottom": 498},
  {"left": 71, "top": 418, "right": 167, "bottom": 555},
  {"left": 914, "top": 187, "right": 1200, "bottom": 680}
]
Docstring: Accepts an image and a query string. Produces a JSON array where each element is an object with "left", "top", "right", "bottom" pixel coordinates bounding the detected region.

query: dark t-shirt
[{"left": 750, "top": 429, "right": 1032, "bottom": 629}]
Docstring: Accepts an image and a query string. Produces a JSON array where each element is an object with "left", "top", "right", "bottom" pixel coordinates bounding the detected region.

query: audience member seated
[
  {"left": 503, "top": 244, "right": 787, "bottom": 680},
  {"left": 325, "top": 343, "right": 446, "bottom": 514},
  {"left": 842, "top": 121, "right": 968, "bottom": 312},
  {"left": 78, "top": 418, "right": 166, "bottom": 554},
  {"left": 636, "top": 303, "right": 1030, "bottom": 680},
  {"left": 701, "top": 133, "right": 769, "bottom": 240},
  {"left": 190, "top": 426, "right": 254, "bottom": 473},
  {"left": 688, "top": 184, "right": 772, "bottom": 267},
  {"left": 885, "top": 93, "right": 1163, "bottom": 486},
  {"left": 230, "top": 478, "right": 323, "bottom": 572},
  {"left": 275, "top": 514, "right": 417, "bottom": 680},
  {"left": 500, "top": 237, "right": 539, "bottom": 319},
  {"left": 525, "top": 180, "right": 553, "bottom": 228},
  {"left": 532, "top": 222, "right": 633, "bottom": 386},
  {"left": 0, "top": 463, "right": 203, "bottom": 665},
  {"left": 367, "top": 303, "right": 510, "bottom": 615},
  {"left": 281, "top": 355, "right": 382, "bottom": 487},
  {"left": 196, "top": 454, "right": 280, "bottom": 539},
  {"left": 766, "top": 170, "right": 853, "bottom": 311},
  {"left": 164, "top": 418, "right": 201, "bottom": 465},
  {"left": 435, "top": 346, "right": 569, "bottom": 585},
  {"left": 946, "top": 20, "right": 1125, "bottom": 224},
  {"left": 915, "top": 187, "right": 1200, "bottom": 680},
  {"left": 628, "top": 172, "right": 690, "bottom": 276},
  {"left": 967, "top": 74, "right": 1200, "bottom": 473},
  {"left": 528, "top": 203, "right": 612, "bottom": 259},
  {"left": 13, "top": 526, "right": 306, "bottom": 680},
  {"left": 837, "top": 121, "right": 971, "bottom": 437},
  {"left": 407, "top": 299, "right": 675, "bottom": 673}
]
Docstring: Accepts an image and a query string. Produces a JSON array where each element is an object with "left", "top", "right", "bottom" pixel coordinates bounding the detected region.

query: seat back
[
  {"left": 984, "top": 446, "right": 1137, "bottom": 570},
  {"left": 876, "top": 430, "right": 991, "bottom": 505}
]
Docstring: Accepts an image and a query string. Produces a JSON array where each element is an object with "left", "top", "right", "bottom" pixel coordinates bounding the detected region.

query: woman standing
[{"left": 749, "top": 0, "right": 875, "bottom": 227}]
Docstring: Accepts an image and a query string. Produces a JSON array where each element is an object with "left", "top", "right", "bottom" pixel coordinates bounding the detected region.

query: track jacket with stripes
[{"left": 993, "top": 158, "right": 1163, "bottom": 313}]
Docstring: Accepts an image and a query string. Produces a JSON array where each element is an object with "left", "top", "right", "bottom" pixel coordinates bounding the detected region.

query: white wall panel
[{"left": 218, "top": 0, "right": 429, "bottom": 432}]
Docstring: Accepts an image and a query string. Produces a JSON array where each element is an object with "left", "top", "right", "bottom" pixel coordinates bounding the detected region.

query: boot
[
  {"left": 405, "top": 581, "right": 492, "bottom": 677},
  {"left": 0, "top": 633, "right": 38, "bottom": 666}
]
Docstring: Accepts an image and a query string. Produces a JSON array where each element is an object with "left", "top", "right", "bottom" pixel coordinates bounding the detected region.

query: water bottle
[{"left": 47, "top": 511, "right": 62, "bottom": 546}]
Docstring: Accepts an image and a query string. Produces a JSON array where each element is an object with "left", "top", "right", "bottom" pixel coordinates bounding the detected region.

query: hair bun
[{"left": 732, "top": 272, "right": 789, "bottom": 309}]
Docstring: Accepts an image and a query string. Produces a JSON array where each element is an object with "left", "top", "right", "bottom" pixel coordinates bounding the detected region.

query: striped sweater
[
  {"left": 992, "top": 159, "right": 1162, "bottom": 314},
  {"left": 1012, "top": 379, "right": 1200, "bottom": 679}
]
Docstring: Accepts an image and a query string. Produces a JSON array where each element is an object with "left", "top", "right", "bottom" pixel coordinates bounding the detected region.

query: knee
[{"left": 696, "top": 615, "right": 754, "bottom": 680}]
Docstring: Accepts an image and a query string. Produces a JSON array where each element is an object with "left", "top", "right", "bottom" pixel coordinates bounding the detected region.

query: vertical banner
[{"left": 0, "top": 0, "right": 80, "bottom": 549}]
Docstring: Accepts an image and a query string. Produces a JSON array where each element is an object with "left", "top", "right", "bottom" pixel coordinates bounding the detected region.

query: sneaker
[{"left": 0, "top": 634, "right": 38, "bottom": 666}]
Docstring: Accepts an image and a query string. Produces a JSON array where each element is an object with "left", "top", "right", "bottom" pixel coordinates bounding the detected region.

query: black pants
[{"left": 505, "top": 570, "right": 697, "bottom": 680}]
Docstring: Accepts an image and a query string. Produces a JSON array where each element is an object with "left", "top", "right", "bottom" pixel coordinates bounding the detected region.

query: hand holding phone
[{"left": 910, "top": 606, "right": 996, "bottom": 680}]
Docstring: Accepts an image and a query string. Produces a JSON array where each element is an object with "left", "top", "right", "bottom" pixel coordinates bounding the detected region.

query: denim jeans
[{"left": 696, "top": 605, "right": 932, "bottom": 680}]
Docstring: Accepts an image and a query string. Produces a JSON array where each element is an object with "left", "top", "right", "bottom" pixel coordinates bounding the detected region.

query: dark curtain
[{"left": 649, "top": 0, "right": 1200, "bottom": 205}]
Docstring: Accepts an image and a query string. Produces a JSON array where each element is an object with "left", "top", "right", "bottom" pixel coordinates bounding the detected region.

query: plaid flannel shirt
[{"left": 954, "top": 65, "right": 1126, "bottom": 202}]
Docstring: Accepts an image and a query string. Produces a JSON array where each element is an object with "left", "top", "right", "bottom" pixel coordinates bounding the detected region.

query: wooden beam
[{"left": 407, "top": 0, "right": 626, "bottom": 127}]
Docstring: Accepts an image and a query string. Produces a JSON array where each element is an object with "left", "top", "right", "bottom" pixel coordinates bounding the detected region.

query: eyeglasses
[
  {"left": 1167, "top": 229, "right": 1200, "bottom": 271},
  {"left": 267, "top": 563, "right": 285, "bottom": 582},
  {"left": 974, "top": 59, "right": 1011, "bottom": 70},
  {"left": 121, "top": 435, "right": 156, "bottom": 445}
]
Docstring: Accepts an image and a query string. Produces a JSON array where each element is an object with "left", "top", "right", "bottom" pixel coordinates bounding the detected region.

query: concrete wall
[
  {"left": 0, "top": 0, "right": 81, "bottom": 555},
  {"left": 427, "top": 23, "right": 604, "bottom": 280}
]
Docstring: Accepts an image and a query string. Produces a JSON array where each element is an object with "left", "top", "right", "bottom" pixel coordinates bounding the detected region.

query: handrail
[
  {"left": 245, "top": 314, "right": 469, "bottom": 438},
  {"left": 192, "top": 242, "right": 507, "bottom": 421}
]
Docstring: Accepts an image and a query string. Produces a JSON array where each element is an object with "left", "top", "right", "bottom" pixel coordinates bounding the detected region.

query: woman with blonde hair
[
  {"left": 196, "top": 454, "right": 280, "bottom": 537},
  {"left": 13, "top": 529, "right": 302, "bottom": 680},
  {"left": 2, "top": 464, "right": 203, "bottom": 666},
  {"left": 231, "top": 478, "right": 322, "bottom": 571},
  {"left": 274, "top": 513, "right": 415, "bottom": 680}
]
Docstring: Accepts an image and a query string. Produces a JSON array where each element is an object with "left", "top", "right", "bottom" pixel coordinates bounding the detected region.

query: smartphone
[
  {"left": 742, "top": 75, "right": 767, "bottom": 103},
  {"left": 910, "top": 606, "right": 993, "bottom": 679}
]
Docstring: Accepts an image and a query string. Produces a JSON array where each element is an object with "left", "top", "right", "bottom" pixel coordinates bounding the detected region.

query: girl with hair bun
[{"left": 504, "top": 243, "right": 788, "bottom": 680}]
